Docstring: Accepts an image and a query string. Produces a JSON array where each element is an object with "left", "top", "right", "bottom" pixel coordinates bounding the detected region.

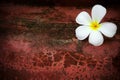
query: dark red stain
[{"left": 0, "top": 4, "right": 120, "bottom": 80}]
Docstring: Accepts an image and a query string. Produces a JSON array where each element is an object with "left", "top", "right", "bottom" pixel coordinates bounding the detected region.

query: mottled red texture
[{"left": 0, "top": 4, "right": 120, "bottom": 80}]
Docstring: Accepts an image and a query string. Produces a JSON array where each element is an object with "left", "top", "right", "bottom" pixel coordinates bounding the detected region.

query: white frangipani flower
[{"left": 75, "top": 4, "right": 117, "bottom": 46}]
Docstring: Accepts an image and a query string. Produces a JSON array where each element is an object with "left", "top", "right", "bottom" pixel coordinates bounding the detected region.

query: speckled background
[{"left": 0, "top": 1, "right": 120, "bottom": 80}]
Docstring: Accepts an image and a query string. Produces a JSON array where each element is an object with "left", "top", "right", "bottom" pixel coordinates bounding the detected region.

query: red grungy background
[{"left": 0, "top": 0, "right": 120, "bottom": 80}]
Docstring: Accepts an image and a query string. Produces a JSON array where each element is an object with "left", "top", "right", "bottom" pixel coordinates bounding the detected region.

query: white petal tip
[
  {"left": 92, "top": 4, "right": 106, "bottom": 22},
  {"left": 100, "top": 22, "right": 117, "bottom": 38},
  {"left": 90, "top": 42, "right": 103, "bottom": 46},
  {"left": 89, "top": 31, "right": 104, "bottom": 46},
  {"left": 75, "top": 26, "right": 91, "bottom": 40},
  {"left": 76, "top": 11, "right": 91, "bottom": 25}
]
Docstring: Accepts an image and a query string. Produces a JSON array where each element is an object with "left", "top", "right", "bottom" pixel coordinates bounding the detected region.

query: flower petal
[
  {"left": 75, "top": 26, "right": 91, "bottom": 40},
  {"left": 99, "top": 22, "right": 117, "bottom": 37},
  {"left": 89, "top": 31, "right": 104, "bottom": 46},
  {"left": 76, "top": 11, "right": 91, "bottom": 25},
  {"left": 92, "top": 4, "right": 106, "bottom": 23}
]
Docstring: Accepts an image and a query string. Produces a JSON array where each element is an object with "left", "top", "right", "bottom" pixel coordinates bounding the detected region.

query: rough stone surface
[{"left": 0, "top": 4, "right": 120, "bottom": 80}]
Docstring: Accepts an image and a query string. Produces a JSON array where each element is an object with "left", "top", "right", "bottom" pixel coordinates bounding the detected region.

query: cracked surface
[{"left": 0, "top": 4, "right": 120, "bottom": 80}]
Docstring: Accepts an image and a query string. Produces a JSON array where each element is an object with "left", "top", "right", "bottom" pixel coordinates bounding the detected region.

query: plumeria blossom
[{"left": 75, "top": 4, "right": 117, "bottom": 46}]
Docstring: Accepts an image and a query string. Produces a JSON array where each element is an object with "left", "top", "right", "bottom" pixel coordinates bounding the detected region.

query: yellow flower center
[{"left": 90, "top": 21, "right": 100, "bottom": 30}]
